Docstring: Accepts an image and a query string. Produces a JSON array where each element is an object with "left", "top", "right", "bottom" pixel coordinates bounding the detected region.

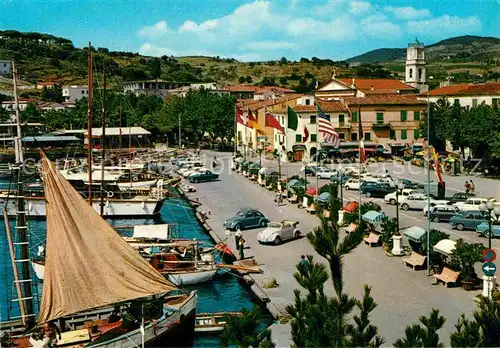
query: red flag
[
  {"left": 236, "top": 106, "right": 246, "bottom": 125},
  {"left": 360, "top": 139, "right": 366, "bottom": 164},
  {"left": 303, "top": 126, "right": 309, "bottom": 142},
  {"left": 265, "top": 108, "right": 285, "bottom": 134}
]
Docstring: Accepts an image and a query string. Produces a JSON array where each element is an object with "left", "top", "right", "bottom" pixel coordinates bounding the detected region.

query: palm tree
[{"left": 220, "top": 305, "right": 275, "bottom": 348}]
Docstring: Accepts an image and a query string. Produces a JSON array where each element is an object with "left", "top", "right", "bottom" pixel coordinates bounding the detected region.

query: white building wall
[
  {"left": 62, "top": 85, "right": 89, "bottom": 102},
  {"left": 422, "top": 95, "right": 499, "bottom": 108}
]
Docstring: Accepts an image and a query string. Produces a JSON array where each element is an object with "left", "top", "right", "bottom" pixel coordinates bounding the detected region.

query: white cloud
[
  {"left": 287, "top": 15, "right": 356, "bottom": 40},
  {"left": 349, "top": 0, "right": 371, "bottom": 14},
  {"left": 139, "top": 43, "right": 176, "bottom": 56},
  {"left": 179, "top": 19, "right": 218, "bottom": 33},
  {"left": 384, "top": 6, "right": 431, "bottom": 20},
  {"left": 407, "top": 15, "right": 481, "bottom": 37},
  {"left": 138, "top": 21, "right": 169, "bottom": 39},
  {"left": 361, "top": 14, "right": 402, "bottom": 38},
  {"left": 242, "top": 41, "right": 298, "bottom": 51}
]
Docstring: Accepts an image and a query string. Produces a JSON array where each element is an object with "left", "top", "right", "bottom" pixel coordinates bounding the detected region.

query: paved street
[{"left": 181, "top": 151, "right": 498, "bottom": 346}]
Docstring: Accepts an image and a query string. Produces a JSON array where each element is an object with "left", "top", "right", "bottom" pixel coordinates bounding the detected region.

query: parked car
[
  {"left": 384, "top": 189, "right": 416, "bottom": 205},
  {"left": 423, "top": 200, "right": 452, "bottom": 216},
  {"left": 300, "top": 166, "right": 318, "bottom": 176},
  {"left": 476, "top": 220, "right": 500, "bottom": 237},
  {"left": 344, "top": 178, "right": 361, "bottom": 190},
  {"left": 188, "top": 170, "right": 219, "bottom": 183},
  {"left": 399, "top": 193, "right": 440, "bottom": 211},
  {"left": 454, "top": 197, "right": 497, "bottom": 211},
  {"left": 340, "top": 165, "right": 366, "bottom": 175},
  {"left": 428, "top": 205, "right": 460, "bottom": 223},
  {"left": 257, "top": 220, "right": 301, "bottom": 245},
  {"left": 360, "top": 182, "right": 396, "bottom": 198},
  {"left": 450, "top": 211, "right": 487, "bottom": 231},
  {"left": 330, "top": 174, "right": 351, "bottom": 184},
  {"left": 400, "top": 178, "right": 421, "bottom": 189},
  {"left": 445, "top": 192, "right": 475, "bottom": 203},
  {"left": 223, "top": 208, "right": 269, "bottom": 230},
  {"left": 315, "top": 167, "right": 338, "bottom": 179}
]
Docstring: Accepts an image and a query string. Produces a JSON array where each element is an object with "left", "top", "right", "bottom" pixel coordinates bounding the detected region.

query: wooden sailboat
[
  {"left": 20, "top": 153, "right": 198, "bottom": 347},
  {"left": 194, "top": 312, "right": 243, "bottom": 334}
]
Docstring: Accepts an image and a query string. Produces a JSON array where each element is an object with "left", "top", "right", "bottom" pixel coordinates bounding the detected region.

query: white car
[
  {"left": 185, "top": 167, "right": 209, "bottom": 178},
  {"left": 344, "top": 179, "right": 361, "bottom": 190},
  {"left": 340, "top": 165, "right": 366, "bottom": 175},
  {"left": 423, "top": 200, "right": 451, "bottom": 215},
  {"left": 399, "top": 193, "right": 440, "bottom": 211},
  {"left": 384, "top": 189, "right": 416, "bottom": 205},
  {"left": 453, "top": 197, "right": 497, "bottom": 211},
  {"left": 316, "top": 167, "right": 338, "bottom": 179},
  {"left": 257, "top": 220, "right": 301, "bottom": 245}
]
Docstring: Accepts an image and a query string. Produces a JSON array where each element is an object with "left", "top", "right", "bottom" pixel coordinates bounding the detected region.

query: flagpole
[
  {"left": 316, "top": 108, "right": 319, "bottom": 198},
  {"left": 234, "top": 103, "right": 237, "bottom": 156},
  {"left": 358, "top": 105, "right": 362, "bottom": 223}
]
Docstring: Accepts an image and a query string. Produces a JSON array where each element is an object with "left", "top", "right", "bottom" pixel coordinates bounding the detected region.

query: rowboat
[{"left": 194, "top": 312, "right": 243, "bottom": 333}]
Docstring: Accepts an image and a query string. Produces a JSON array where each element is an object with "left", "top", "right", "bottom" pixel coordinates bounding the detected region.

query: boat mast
[
  {"left": 12, "top": 60, "right": 34, "bottom": 327},
  {"left": 87, "top": 42, "right": 94, "bottom": 206},
  {"left": 99, "top": 64, "right": 106, "bottom": 216}
]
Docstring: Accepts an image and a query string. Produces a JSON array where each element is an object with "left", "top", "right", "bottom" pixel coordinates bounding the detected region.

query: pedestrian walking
[
  {"left": 238, "top": 237, "right": 245, "bottom": 260},
  {"left": 464, "top": 181, "right": 471, "bottom": 194},
  {"left": 235, "top": 229, "right": 242, "bottom": 248},
  {"left": 470, "top": 180, "right": 475, "bottom": 194}
]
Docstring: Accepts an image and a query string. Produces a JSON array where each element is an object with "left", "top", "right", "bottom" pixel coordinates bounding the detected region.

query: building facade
[
  {"left": 0, "top": 60, "right": 11, "bottom": 76},
  {"left": 62, "top": 85, "right": 89, "bottom": 102},
  {"left": 123, "top": 80, "right": 189, "bottom": 98},
  {"left": 405, "top": 39, "right": 428, "bottom": 92},
  {"left": 419, "top": 83, "right": 500, "bottom": 107}
]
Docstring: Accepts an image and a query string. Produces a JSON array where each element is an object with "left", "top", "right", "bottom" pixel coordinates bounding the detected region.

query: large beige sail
[{"left": 38, "top": 154, "right": 176, "bottom": 323}]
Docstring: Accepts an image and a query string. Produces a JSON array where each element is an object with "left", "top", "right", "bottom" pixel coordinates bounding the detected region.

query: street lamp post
[
  {"left": 479, "top": 201, "right": 500, "bottom": 299},
  {"left": 392, "top": 181, "right": 406, "bottom": 256}
]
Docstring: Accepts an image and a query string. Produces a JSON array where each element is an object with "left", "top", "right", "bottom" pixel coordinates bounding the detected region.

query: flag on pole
[
  {"left": 358, "top": 105, "right": 366, "bottom": 163},
  {"left": 317, "top": 104, "right": 340, "bottom": 148},
  {"left": 287, "top": 106, "right": 298, "bottom": 131},
  {"left": 431, "top": 147, "right": 443, "bottom": 184},
  {"left": 265, "top": 108, "right": 285, "bottom": 134},
  {"left": 236, "top": 106, "right": 247, "bottom": 126},
  {"left": 248, "top": 108, "right": 264, "bottom": 132},
  {"left": 303, "top": 126, "right": 309, "bottom": 142}
]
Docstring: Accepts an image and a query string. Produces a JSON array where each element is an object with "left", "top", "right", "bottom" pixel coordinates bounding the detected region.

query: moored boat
[{"left": 194, "top": 312, "right": 243, "bottom": 333}]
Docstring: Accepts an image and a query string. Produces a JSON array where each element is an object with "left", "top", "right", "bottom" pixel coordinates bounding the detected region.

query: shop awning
[
  {"left": 403, "top": 226, "right": 427, "bottom": 243},
  {"left": 344, "top": 201, "right": 359, "bottom": 213}
]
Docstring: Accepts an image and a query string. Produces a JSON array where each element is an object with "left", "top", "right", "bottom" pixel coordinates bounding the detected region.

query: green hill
[
  {"left": 347, "top": 35, "right": 500, "bottom": 63},
  {"left": 0, "top": 30, "right": 499, "bottom": 95}
]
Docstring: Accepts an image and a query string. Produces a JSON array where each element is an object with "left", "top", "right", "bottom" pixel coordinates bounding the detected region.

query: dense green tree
[
  {"left": 21, "top": 102, "right": 42, "bottom": 123},
  {"left": 41, "top": 85, "right": 63, "bottom": 103},
  {"left": 0, "top": 107, "right": 11, "bottom": 123},
  {"left": 245, "top": 75, "right": 253, "bottom": 83},
  {"left": 220, "top": 306, "right": 275, "bottom": 348},
  {"left": 149, "top": 58, "right": 161, "bottom": 80},
  {"left": 238, "top": 76, "right": 246, "bottom": 83}
]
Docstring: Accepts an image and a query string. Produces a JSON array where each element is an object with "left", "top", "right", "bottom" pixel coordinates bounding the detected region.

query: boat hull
[
  {"left": 0, "top": 196, "right": 164, "bottom": 218},
  {"left": 166, "top": 269, "right": 217, "bottom": 286},
  {"left": 117, "top": 179, "right": 158, "bottom": 191},
  {"left": 89, "top": 292, "right": 198, "bottom": 348}
]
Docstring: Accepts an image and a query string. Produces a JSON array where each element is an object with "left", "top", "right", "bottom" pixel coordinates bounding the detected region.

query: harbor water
[{"left": 0, "top": 186, "right": 272, "bottom": 346}]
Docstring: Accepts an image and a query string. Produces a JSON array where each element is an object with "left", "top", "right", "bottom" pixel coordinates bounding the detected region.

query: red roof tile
[
  {"left": 338, "top": 78, "right": 417, "bottom": 92},
  {"left": 225, "top": 85, "right": 259, "bottom": 92},
  {"left": 342, "top": 95, "right": 427, "bottom": 106},
  {"left": 421, "top": 83, "right": 500, "bottom": 97}
]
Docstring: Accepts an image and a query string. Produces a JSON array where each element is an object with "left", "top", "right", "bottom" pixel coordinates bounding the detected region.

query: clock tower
[{"left": 405, "top": 38, "right": 428, "bottom": 92}]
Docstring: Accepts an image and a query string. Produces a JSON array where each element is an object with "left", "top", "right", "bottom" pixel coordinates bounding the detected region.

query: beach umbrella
[
  {"left": 362, "top": 210, "right": 383, "bottom": 224},
  {"left": 316, "top": 192, "right": 331, "bottom": 203},
  {"left": 248, "top": 162, "right": 261, "bottom": 170},
  {"left": 305, "top": 187, "right": 318, "bottom": 196},
  {"left": 403, "top": 226, "right": 427, "bottom": 243},
  {"left": 433, "top": 239, "right": 456, "bottom": 256},
  {"left": 287, "top": 179, "right": 305, "bottom": 189}
]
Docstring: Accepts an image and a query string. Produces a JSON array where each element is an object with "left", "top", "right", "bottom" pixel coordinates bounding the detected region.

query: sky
[{"left": 1, "top": 0, "right": 499, "bottom": 61}]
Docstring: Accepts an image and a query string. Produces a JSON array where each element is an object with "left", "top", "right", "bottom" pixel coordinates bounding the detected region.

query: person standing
[
  {"left": 234, "top": 229, "right": 242, "bottom": 247},
  {"left": 299, "top": 255, "right": 308, "bottom": 267},
  {"left": 238, "top": 237, "right": 245, "bottom": 260},
  {"left": 464, "top": 181, "right": 470, "bottom": 194},
  {"left": 470, "top": 180, "right": 475, "bottom": 194}
]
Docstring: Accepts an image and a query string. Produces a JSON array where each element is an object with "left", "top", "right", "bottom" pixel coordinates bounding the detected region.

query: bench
[
  {"left": 322, "top": 210, "right": 331, "bottom": 218},
  {"left": 288, "top": 194, "right": 298, "bottom": 203},
  {"left": 306, "top": 203, "right": 316, "bottom": 214},
  {"left": 266, "top": 184, "right": 273, "bottom": 190},
  {"left": 363, "top": 233, "right": 380, "bottom": 247},
  {"left": 432, "top": 267, "right": 460, "bottom": 287},
  {"left": 403, "top": 252, "right": 427, "bottom": 270}
]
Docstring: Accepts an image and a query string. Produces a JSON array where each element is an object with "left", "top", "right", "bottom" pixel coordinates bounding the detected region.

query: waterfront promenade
[{"left": 184, "top": 151, "right": 484, "bottom": 346}]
